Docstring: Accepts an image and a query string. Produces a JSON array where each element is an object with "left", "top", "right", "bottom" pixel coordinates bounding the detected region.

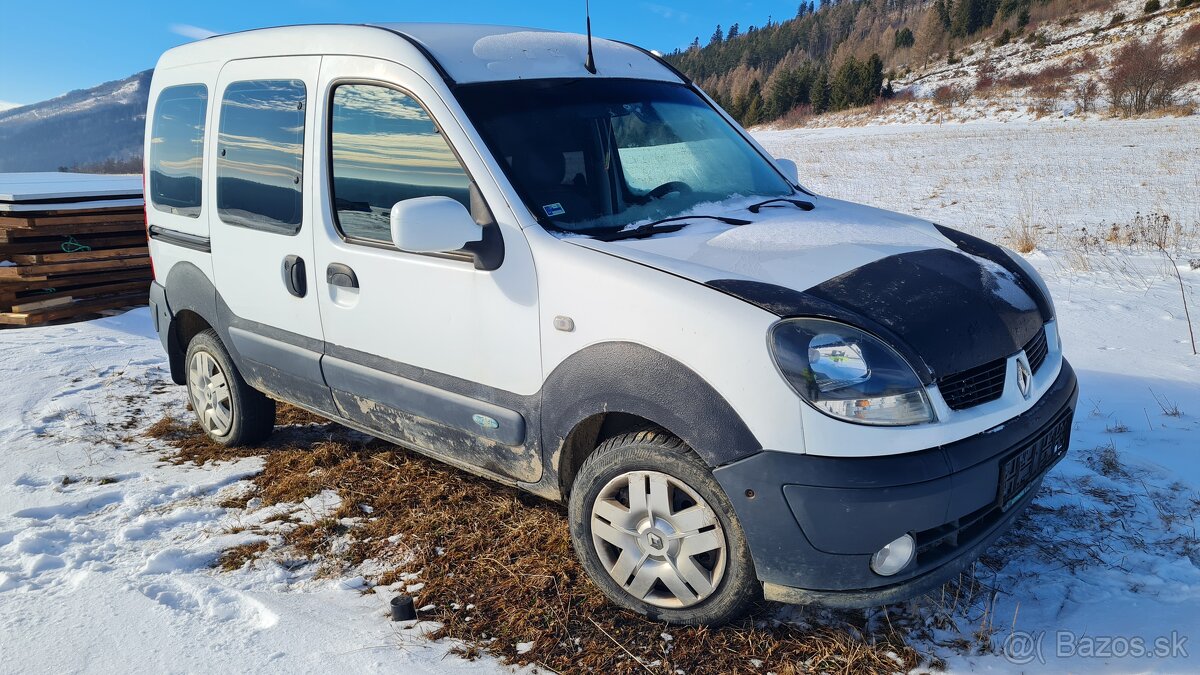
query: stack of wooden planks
[{"left": 0, "top": 173, "right": 150, "bottom": 327}]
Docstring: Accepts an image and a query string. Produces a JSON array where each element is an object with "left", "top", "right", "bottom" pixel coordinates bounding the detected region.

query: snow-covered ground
[
  {"left": 0, "top": 116, "right": 1197, "bottom": 672},
  {"left": 0, "top": 312, "right": 508, "bottom": 673},
  {"left": 760, "top": 117, "right": 1200, "bottom": 670}
]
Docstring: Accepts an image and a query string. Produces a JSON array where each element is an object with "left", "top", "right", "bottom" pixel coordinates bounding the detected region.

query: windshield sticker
[{"left": 542, "top": 203, "right": 566, "bottom": 217}]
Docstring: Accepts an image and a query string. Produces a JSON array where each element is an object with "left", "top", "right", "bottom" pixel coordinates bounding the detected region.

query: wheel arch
[
  {"left": 161, "top": 262, "right": 220, "bottom": 385},
  {"left": 542, "top": 342, "right": 762, "bottom": 499}
]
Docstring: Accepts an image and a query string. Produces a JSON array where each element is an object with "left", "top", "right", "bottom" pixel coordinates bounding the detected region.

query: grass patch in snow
[
  {"left": 142, "top": 396, "right": 1200, "bottom": 673},
  {"left": 148, "top": 404, "right": 937, "bottom": 674}
]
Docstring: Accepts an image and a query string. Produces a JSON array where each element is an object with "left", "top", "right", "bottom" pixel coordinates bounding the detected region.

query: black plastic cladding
[{"left": 155, "top": 269, "right": 761, "bottom": 502}]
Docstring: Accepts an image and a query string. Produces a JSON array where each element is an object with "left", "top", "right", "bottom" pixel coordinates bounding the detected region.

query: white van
[{"left": 145, "top": 23, "right": 1077, "bottom": 625}]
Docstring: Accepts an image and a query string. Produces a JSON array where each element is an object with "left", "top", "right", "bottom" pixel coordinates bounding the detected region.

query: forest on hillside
[{"left": 663, "top": 0, "right": 1191, "bottom": 124}]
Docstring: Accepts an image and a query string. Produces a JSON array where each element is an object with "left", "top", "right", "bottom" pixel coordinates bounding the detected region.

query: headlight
[
  {"left": 770, "top": 319, "right": 934, "bottom": 426},
  {"left": 1002, "top": 247, "right": 1056, "bottom": 319}
]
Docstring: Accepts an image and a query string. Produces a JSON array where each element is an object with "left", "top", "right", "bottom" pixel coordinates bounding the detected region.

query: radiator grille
[
  {"left": 1023, "top": 327, "right": 1049, "bottom": 374},
  {"left": 938, "top": 358, "right": 1007, "bottom": 410}
]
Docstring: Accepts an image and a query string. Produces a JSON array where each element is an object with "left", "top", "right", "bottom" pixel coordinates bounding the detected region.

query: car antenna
[{"left": 584, "top": 0, "right": 597, "bottom": 74}]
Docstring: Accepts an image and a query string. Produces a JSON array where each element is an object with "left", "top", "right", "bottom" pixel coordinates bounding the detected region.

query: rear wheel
[
  {"left": 184, "top": 329, "right": 275, "bottom": 446},
  {"left": 568, "top": 429, "right": 759, "bottom": 625}
]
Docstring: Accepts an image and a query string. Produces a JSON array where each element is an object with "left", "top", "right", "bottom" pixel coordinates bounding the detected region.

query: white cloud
[
  {"left": 169, "top": 23, "right": 218, "bottom": 41},
  {"left": 0, "top": 100, "right": 22, "bottom": 112},
  {"left": 643, "top": 3, "right": 690, "bottom": 22}
]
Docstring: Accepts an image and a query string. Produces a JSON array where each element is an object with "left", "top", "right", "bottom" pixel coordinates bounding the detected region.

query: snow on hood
[{"left": 570, "top": 196, "right": 957, "bottom": 292}]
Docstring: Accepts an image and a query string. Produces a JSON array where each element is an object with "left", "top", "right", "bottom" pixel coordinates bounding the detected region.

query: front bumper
[{"left": 713, "top": 358, "right": 1078, "bottom": 608}]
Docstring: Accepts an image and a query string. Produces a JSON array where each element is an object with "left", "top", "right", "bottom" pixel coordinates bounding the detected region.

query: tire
[
  {"left": 184, "top": 329, "right": 276, "bottom": 446},
  {"left": 568, "top": 429, "right": 759, "bottom": 625}
]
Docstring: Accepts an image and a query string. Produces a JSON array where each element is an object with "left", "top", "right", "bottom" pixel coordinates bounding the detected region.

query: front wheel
[
  {"left": 568, "top": 430, "right": 759, "bottom": 625},
  {"left": 184, "top": 329, "right": 275, "bottom": 446}
]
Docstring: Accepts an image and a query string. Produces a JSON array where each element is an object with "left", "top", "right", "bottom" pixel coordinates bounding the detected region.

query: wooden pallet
[
  {"left": 2, "top": 279, "right": 152, "bottom": 308},
  {"left": 0, "top": 234, "right": 148, "bottom": 255},
  {"left": 0, "top": 210, "right": 144, "bottom": 229},
  {"left": 8, "top": 246, "right": 148, "bottom": 265},
  {"left": 0, "top": 256, "right": 150, "bottom": 281},
  {"left": 0, "top": 268, "right": 153, "bottom": 295},
  {"left": 0, "top": 194, "right": 151, "bottom": 327},
  {"left": 0, "top": 222, "right": 145, "bottom": 242},
  {"left": 0, "top": 291, "right": 148, "bottom": 326}
]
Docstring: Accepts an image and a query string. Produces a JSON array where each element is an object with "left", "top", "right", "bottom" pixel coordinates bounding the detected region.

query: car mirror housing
[
  {"left": 774, "top": 157, "right": 799, "bottom": 184},
  {"left": 390, "top": 196, "right": 482, "bottom": 254}
]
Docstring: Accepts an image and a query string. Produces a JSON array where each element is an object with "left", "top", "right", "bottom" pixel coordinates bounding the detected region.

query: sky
[{"left": 0, "top": 0, "right": 801, "bottom": 107}]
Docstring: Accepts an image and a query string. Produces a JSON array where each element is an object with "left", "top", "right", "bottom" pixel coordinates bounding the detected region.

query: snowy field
[
  {"left": 1, "top": 116, "right": 1198, "bottom": 673},
  {"left": 0, "top": 314, "right": 510, "bottom": 672},
  {"left": 760, "top": 117, "right": 1200, "bottom": 670}
]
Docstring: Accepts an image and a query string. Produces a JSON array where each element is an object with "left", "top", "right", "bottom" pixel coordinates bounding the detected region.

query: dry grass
[
  {"left": 1006, "top": 221, "right": 1040, "bottom": 254},
  {"left": 217, "top": 541, "right": 269, "bottom": 572},
  {"left": 148, "top": 403, "right": 935, "bottom": 674}
]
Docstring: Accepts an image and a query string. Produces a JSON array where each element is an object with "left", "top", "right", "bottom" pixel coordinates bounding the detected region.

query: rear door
[
  {"left": 209, "top": 56, "right": 335, "bottom": 413},
  {"left": 311, "top": 56, "right": 542, "bottom": 482}
]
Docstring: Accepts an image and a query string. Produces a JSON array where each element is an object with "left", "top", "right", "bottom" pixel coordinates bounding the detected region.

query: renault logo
[
  {"left": 648, "top": 533, "right": 664, "bottom": 550},
  {"left": 1016, "top": 357, "right": 1032, "bottom": 400}
]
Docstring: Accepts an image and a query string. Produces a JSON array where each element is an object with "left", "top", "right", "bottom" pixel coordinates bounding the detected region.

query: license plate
[{"left": 997, "top": 413, "right": 1071, "bottom": 511}]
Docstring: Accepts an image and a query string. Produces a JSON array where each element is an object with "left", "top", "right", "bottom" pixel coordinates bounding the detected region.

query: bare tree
[
  {"left": 1073, "top": 78, "right": 1100, "bottom": 113},
  {"left": 1106, "top": 37, "right": 1191, "bottom": 116}
]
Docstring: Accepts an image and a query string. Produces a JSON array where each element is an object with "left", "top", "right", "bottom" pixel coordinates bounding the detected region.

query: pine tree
[
  {"left": 711, "top": 25, "right": 724, "bottom": 45},
  {"left": 811, "top": 69, "right": 831, "bottom": 112},
  {"left": 935, "top": 0, "right": 952, "bottom": 30},
  {"left": 740, "top": 80, "right": 765, "bottom": 125},
  {"left": 867, "top": 53, "right": 884, "bottom": 98},
  {"left": 728, "top": 23, "right": 740, "bottom": 40}
]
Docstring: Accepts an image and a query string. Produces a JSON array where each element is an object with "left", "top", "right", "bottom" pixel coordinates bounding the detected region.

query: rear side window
[
  {"left": 329, "top": 83, "right": 471, "bottom": 243},
  {"left": 217, "top": 80, "right": 306, "bottom": 234},
  {"left": 149, "top": 84, "right": 208, "bottom": 218}
]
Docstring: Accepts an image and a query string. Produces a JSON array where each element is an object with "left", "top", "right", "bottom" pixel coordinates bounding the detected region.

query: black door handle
[
  {"left": 327, "top": 263, "right": 359, "bottom": 289},
  {"left": 283, "top": 255, "right": 307, "bottom": 298}
]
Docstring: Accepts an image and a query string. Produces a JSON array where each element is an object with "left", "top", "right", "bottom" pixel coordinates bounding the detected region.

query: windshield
[{"left": 455, "top": 79, "right": 794, "bottom": 234}]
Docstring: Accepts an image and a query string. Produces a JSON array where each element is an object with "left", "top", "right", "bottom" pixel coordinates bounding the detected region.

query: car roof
[
  {"left": 155, "top": 23, "right": 682, "bottom": 87},
  {"left": 371, "top": 23, "right": 682, "bottom": 85}
]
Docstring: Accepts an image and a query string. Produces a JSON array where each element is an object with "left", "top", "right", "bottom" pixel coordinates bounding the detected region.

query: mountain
[
  {"left": 664, "top": 0, "right": 1200, "bottom": 126},
  {"left": 0, "top": 70, "right": 151, "bottom": 172}
]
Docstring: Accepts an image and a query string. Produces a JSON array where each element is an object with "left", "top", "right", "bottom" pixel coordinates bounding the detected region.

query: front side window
[
  {"left": 455, "top": 79, "right": 793, "bottom": 234},
  {"left": 149, "top": 84, "right": 208, "bottom": 218},
  {"left": 329, "top": 83, "right": 471, "bottom": 243},
  {"left": 217, "top": 79, "right": 306, "bottom": 234}
]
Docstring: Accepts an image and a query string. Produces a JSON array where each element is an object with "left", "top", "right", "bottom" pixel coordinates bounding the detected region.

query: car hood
[
  {"left": 569, "top": 197, "right": 957, "bottom": 291},
  {"left": 568, "top": 197, "right": 1048, "bottom": 380}
]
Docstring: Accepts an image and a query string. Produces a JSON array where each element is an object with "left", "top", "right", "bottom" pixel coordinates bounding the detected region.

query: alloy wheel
[
  {"left": 589, "top": 470, "right": 728, "bottom": 608},
  {"left": 188, "top": 350, "right": 233, "bottom": 436}
]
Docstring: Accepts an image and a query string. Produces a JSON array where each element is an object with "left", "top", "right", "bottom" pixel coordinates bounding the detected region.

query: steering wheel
[{"left": 648, "top": 181, "right": 693, "bottom": 200}]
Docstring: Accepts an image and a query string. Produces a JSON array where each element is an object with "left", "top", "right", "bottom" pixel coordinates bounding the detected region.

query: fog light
[{"left": 870, "top": 534, "right": 916, "bottom": 576}]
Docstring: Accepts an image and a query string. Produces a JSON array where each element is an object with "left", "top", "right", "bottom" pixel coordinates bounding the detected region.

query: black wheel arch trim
[{"left": 541, "top": 341, "right": 763, "bottom": 477}]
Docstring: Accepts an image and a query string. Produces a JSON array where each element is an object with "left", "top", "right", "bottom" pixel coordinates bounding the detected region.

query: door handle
[
  {"left": 283, "top": 255, "right": 307, "bottom": 298},
  {"left": 327, "top": 263, "right": 359, "bottom": 289}
]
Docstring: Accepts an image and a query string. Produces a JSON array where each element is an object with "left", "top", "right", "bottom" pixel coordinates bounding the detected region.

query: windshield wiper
[
  {"left": 591, "top": 214, "right": 751, "bottom": 242},
  {"left": 747, "top": 198, "right": 815, "bottom": 214}
]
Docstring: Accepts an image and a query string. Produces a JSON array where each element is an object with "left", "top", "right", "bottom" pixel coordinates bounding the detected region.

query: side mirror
[
  {"left": 390, "top": 196, "right": 482, "bottom": 254},
  {"left": 775, "top": 157, "right": 799, "bottom": 184}
]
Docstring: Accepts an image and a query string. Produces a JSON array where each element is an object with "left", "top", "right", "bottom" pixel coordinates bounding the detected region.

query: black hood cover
[{"left": 709, "top": 243, "right": 1050, "bottom": 383}]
